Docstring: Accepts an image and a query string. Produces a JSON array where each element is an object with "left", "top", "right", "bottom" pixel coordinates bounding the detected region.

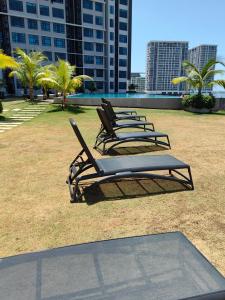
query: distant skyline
[{"left": 131, "top": 0, "right": 225, "bottom": 73}]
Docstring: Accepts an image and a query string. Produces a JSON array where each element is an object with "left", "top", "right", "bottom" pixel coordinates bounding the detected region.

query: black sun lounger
[
  {"left": 1, "top": 232, "right": 225, "bottom": 300},
  {"left": 102, "top": 97, "right": 137, "bottom": 116},
  {"left": 94, "top": 108, "right": 170, "bottom": 154},
  {"left": 101, "top": 98, "right": 147, "bottom": 122},
  {"left": 101, "top": 102, "right": 155, "bottom": 131},
  {"left": 68, "top": 119, "right": 193, "bottom": 203}
]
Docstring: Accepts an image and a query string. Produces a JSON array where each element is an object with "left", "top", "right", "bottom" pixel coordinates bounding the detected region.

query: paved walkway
[{"left": 0, "top": 102, "right": 49, "bottom": 134}]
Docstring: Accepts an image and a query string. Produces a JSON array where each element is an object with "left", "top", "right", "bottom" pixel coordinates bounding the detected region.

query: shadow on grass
[
  {"left": 0, "top": 116, "right": 12, "bottom": 122},
  {"left": 47, "top": 105, "right": 90, "bottom": 114},
  {"left": 107, "top": 145, "right": 168, "bottom": 156},
  {"left": 79, "top": 178, "right": 189, "bottom": 205}
]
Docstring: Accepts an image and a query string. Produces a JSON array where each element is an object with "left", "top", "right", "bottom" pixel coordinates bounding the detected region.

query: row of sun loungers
[{"left": 67, "top": 98, "right": 194, "bottom": 203}]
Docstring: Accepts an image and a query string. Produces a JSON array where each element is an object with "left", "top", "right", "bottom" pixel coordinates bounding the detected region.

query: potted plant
[{"left": 172, "top": 59, "right": 225, "bottom": 113}]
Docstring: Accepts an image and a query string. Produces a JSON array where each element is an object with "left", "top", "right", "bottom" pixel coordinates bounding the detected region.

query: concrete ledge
[
  {"left": 66, "top": 97, "right": 183, "bottom": 110},
  {"left": 66, "top": 96, "right": 225, "bottom": 111}
]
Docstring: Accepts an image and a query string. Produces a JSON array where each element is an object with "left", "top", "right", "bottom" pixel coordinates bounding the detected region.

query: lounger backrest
[
  {"left": 69, "top": 119, "right": 100, "bottom": 172},
  {"left": 101, "top": 98, "right": 116, "bottom": 119},
  {"left": 96, "top": 108, "right": 116, "bottom": 137}
]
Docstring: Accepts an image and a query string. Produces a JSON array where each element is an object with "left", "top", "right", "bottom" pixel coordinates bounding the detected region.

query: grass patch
[{"left": 0, "top": 103, "right": 225, "bottom": 276}]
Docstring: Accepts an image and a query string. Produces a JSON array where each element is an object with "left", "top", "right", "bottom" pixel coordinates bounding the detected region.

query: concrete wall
[
  {"left": 66, "top": 97, "right": 183, "bottom": 110},
  {"left": 64, "top": 96, "right": 225, "bottom": 111}
]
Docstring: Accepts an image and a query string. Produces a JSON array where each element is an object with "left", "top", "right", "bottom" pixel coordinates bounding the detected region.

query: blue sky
[{"left": 131, "top": 0, "right": 225, "bottom": 73}]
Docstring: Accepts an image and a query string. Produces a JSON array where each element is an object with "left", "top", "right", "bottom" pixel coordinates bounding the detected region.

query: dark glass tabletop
[{"left": 0, "top": 232, "right": 225, "bottom": 300}]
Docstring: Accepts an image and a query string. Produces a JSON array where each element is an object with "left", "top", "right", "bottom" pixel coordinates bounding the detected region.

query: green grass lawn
[{"left": 1, "top": 99, "right": 225, "bottom": 276}]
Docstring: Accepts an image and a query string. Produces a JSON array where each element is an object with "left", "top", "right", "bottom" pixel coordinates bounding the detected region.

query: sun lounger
[
  {"left": 102, "top": 98, "right": 137, "bottom": 115},
  {"left": 101, "top": 99, "right": 146, "bottom": 121},
  {"left": 94, "top": 108, "right": 170, "bottom": 154},
  {"left": 1, "top": 231, "right": 224, "bottom": 300},
  {"left": 101, "top": 102, "right": 155, "bottom": 131},
  {"left": 68, "top": 118, "right": 192, "bottom": 203}
]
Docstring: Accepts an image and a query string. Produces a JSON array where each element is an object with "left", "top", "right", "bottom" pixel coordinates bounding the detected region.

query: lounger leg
[{"left": 188, "top": 167, "right": 194, "bottom": 190}]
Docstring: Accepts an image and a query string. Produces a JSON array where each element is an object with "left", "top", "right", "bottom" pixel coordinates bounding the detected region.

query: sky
[{"left": 131, "top": 0, "right": 225, "bottom": 73}]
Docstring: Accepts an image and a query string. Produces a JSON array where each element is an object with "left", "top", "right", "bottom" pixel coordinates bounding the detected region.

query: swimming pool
[{"left": 67, "top": 93, "right": 180, "bottom": 99}]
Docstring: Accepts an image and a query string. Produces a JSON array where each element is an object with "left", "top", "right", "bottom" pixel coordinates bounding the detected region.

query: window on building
[
  {"left": 40, "top": 5, "right": 49, "bottom": 16},
  {"left": 110, "top": 58, "right": 114, "bottom": 66},
  {"left": 84, "top": 42, "right": 94, "bottom": 51},
  {"left": 119, "top": 9, "right": 128, "bottom": 18},
  {"left": 120, "top": 0, "right": 128, "bottom": 5},
  {"left": 119, "top": 34, "right": 127, "bottom": 43},
  {"left": 29, "top": 34, "right": 39, "bottom": 45},
  {"left": 119, "top": 71, "right": 127, "bottom": 78},
  {"left": 54, "top": 38, "right": 65, "bottom": 48},
  {"left": 119, "top": 59, "right": 127, "bottom": 67},
  {"left": 109, "top": 5, "right": 114, "bottom": 14},
  {"left": 12, "top": 32, "right": 26, "bottom": 43},
  {"left": 95, "top": 2, "right": 103, "bottom": 12},
  {"left": 110, "top": 32, "right": 114, "bottom": 41},
  {"left": 119, "top": 22, "right": 127, "bottom": 31},
  {"left": 10, "top": 16, "right": 24, "bottom": 28},
  {"left": 96, "top": 43, "right": 103, "bottom": 52},
  {"left": 53, "top": 23, "right": 65, "bottom": 33},
  {"left": 41, "top": 21, "right": 51, "bottom": 31},
  {"left": 42, "top": 36, "right": 51, "bottom": 46},
  {"left": 119, "top": 47, "right": 127, "bottom": 55},
  {"left": 83, "top": 0, "right": 93, "bottom": 10},
  {"left": 26, "top": 2, "right": 36, "bottom": 13},
  {"left": 83, "top": 14, "right": 93, "bottom": 24},
  {"left": 9, "top": 0, "right": 23, "bottom": 11},
  {"left": 27, "top": 19, "right": 38, "bottom": 30},
  {"left": 52, "top": 0, "right": 63, "bottom": 3},
  {"left": 85, "top": 69, "right": 94, "bottom": 76},
  {"left": 110, "top": 82, "right": 114, "bottom": 89},
  {"left": 52, "top": 8, "right": 64, "bottom": 19},
  {"left": 119, "top": 82, "right": 127, "bottom": 89},
  {"left": 96, "top": 16, "right": 103, "bottom": 26},
  {"left": 96, "top": 69, "right": 104, "bottom": 77},
  {"left": 96, "top": 30, "right": 103, "bottom": 39},
  {"left": 110, "top": 45, "right": 114, "bottom": 53},
  {"left": 96, "top": 81, "right": 103, "bottom": 89},
  {"left": 55, "top": 52, "right": 66, "bottom": 60},
  {"left": 84, "top": 55, "right": 94, "bottom": 64},
  {"left": 43, "top": 51, "right": 52, "bottom": 61},
  {"left": 110, "top": 70, "right": 114, "bottom": 77},
  {"left": 110, "top": 19, "right": 114, "bottom": 27},
  {"left": 96, "top": 56, "right": 103, "bottom": 65},
  {"left": 84, "top": 28, "right": 93, "bottom": 37}
]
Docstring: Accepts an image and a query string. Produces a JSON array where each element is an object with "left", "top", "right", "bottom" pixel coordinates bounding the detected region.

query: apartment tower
[
  {"left": 0, "top": 0, "right": 132, "bottom": 94},
  {"left": 145, "top": 41, "right": 188, "bottom": 94},
  {"left": 189, "top": 44, "right": 217, "bottom": 92}
]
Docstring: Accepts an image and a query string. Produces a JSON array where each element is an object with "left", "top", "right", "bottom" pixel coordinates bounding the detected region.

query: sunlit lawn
[{"left": 0, "top": 100, "right": 225, "bottom": 275}]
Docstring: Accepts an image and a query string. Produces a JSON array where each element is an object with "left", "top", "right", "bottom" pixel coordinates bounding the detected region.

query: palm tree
[
  {"left": 40, "top": 59, "right": 92, "bottom": 110},
  {"left": 37, "top": 64, "right": 55, "bottom": 99},
  {"left": 0, "top": 50, "right": 18, "bottom": 69},
  {"left": 9, "top": 49, "right": 47, "bottom": 102},
  {"left": 172, "top": 59, "right": 225, "bottom": 95}
]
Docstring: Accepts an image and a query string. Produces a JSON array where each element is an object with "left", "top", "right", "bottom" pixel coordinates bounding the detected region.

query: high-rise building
[
  {"left": 129, "top": 72, "right": 145, "bottom": 92},
  {"left": 145, "top": 41, "right": 188, "bottom": 94},
  {"left": 0, "top": 0, "right": 132, "bottom": 95},
  {"left": 189, "top": 44, "right": 217, "bottom": 92}
]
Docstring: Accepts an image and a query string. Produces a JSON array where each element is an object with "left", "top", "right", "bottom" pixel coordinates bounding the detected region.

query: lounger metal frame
[
  {"left": 94, "top": 108, "right": 171, "bottom": 155},
  {"left": 67, "top": 119, "right": 193, "bottom": 203}
]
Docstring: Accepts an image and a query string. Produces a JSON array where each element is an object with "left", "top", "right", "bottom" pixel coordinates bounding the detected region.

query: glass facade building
[{"left": 0, "top": 0, "right": 132, "bottom": 94}]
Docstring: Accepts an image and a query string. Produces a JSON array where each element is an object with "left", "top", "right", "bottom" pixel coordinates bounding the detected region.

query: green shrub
[
  {"left": 0, "top": 101, "right": 3, "bottom": 114},
  {"left": 182, "top": 94, "right": 216, "bottom": 110}
]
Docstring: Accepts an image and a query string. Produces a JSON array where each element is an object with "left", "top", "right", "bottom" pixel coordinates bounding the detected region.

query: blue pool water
[{"left": 67, "top": 93, "right": 180, "bottom": 99}]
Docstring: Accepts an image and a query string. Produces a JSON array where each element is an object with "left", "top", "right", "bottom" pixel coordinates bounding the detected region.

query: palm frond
[{"left": 171, "top": 77, "right": 189, "bottom": 85}]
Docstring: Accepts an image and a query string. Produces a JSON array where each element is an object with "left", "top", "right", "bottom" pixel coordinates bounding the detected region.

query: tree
[
  {"left": 172, "top": 59, "right": 225, "bottom": 95},
  {"left": 9, "top": 49, "right": 47, "bottom": 102},
  {"left": 40, "top": 59, "right": 92, "bottom": 110},
  {"left": 37, "top": 64, "right": 55, "bottom": 99},
  {"left": 0, "top": 50, "right": 18, "bottom": 69},
  {"left": 87, "top": 81, "right": 97, "bottom": 93}
]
